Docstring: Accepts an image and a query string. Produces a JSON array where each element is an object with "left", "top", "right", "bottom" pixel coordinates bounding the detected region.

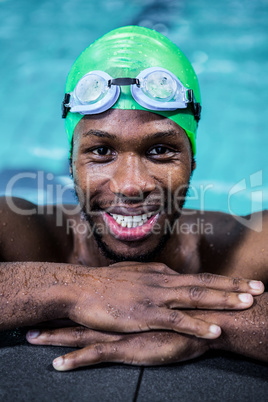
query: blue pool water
[{"left": 0, "top": 0, "right": 267, "bottom": 215}]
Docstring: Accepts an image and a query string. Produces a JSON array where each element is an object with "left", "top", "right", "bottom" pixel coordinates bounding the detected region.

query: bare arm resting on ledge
[{"left": 0, "top": 193, "right": 267, "bottom": 369}]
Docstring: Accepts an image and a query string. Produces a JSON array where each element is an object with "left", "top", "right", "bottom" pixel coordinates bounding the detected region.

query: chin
[{"left": 93, "top": 230, "right": 171, "bottom": 263}]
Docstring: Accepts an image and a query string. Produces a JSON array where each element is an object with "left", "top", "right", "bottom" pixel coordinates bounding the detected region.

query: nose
[{"left": 109, "top": 153, "right": 156, "bottom": 198}]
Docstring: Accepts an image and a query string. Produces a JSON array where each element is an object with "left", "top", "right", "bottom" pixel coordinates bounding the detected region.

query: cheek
[
  {"left": 73, "top": 162, "right": 111, "bottom": 196},
  {"left": 152, "top": 162, "right": 191, "bottom": 192}
]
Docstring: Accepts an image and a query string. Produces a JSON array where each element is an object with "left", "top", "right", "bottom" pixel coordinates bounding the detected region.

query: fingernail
[
  {"left": 27, "top": 330, "right": 40, "bottom": 339},
  {"left": 209, "top": 324, "right": 221, "bottom": 335},
  {"left": 53, "top": 357, "right": 64, "bottom": 368},
  {"left": 249, "top": 281, "right": 262, "bottom": 290},
  {"left": 238, "top": 293, "right": 252, "bottom": 303}
]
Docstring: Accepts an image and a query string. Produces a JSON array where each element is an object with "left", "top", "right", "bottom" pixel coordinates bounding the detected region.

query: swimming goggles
[{"left": 62, "top": 67, "right": 201, "bottom": 122}]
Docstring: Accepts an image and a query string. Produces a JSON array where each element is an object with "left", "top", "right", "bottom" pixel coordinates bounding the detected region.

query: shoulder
[
  {"left": 0, "top": 197, "right": 78, "bottom": 262},
  {"left": 188, "top": 209, "right": 268, "bottom": 282}
]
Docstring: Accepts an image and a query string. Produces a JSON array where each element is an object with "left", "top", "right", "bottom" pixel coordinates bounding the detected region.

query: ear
[
  {"left": 69, "top": 155, "right": 73, "bottom": 177},
  {"left": 192, "top": 158, "right": 196, "bottom": 171}
]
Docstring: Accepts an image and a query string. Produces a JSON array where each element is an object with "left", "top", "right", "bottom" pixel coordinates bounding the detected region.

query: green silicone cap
[{"left": 65, "top": 25, "right": 201, "bottom": 155}]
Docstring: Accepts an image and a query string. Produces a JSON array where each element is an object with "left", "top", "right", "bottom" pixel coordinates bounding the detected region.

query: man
[{"left": 0, "top": 26, "right": 267, "bottom": 371}]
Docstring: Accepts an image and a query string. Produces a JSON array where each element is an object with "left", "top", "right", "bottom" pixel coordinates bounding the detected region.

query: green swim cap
[{"left": 65, "top": 25, "right": 201, "bottom": 154}]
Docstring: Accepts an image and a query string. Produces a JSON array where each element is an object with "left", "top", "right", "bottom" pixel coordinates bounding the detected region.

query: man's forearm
[
  {"left": 0, "top": 262, "right": 78, "bottom": 330},
  {"left": 189, "top": 292, "right": 268, "bottom": 361}
]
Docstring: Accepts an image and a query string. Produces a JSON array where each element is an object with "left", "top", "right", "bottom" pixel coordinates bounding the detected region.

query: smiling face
[{"left": 71, "top": 109, "right": 194, "bottom": 262}]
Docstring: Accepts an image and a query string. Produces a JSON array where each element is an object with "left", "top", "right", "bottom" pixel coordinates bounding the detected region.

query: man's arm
[{"left": 1, "top": 261, "right": 262, "bottom": 335}]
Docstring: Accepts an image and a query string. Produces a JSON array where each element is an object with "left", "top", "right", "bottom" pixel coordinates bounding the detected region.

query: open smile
[{"left": 103, "top": 211, "right": 160, "bottom": 241}]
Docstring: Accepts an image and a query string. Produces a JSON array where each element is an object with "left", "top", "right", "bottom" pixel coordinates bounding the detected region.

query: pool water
[{"left": 0, "top": 0, "right": 267, "bottom": 215}]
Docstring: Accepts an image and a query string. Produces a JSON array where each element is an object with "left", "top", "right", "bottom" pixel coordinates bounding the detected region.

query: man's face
[{"left": 71, "top": 109, "right": 194, "bottom": 262}]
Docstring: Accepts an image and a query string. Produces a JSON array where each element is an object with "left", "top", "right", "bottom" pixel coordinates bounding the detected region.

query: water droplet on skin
[
  {"left": 2, "top": 222, "right": 7, "bottom": 226},
  {"left": 10, "top": 238, "right": 14, "bottom": 242},
  {"left": 259, "top": 341, "right": 263, "bottom": 344}
]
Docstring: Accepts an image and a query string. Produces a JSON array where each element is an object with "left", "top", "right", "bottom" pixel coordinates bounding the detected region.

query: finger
[
  {"left": 26, "top": 327, "right": 121, "bottom": 347},
  {"left": 150, "top": 308, "right": 221, "bottom": 339},
  {"left": 163, "top": 273, "right": 264, "bottom": 295},
  {"left": 53, "top": 343, "right": 116, "bottom": 371},
  {"left": 164, "top": 286, "right": 254, "bottom": 309},
  {"left": 52, "top": 332, "right": 204, "bottom": 371}
]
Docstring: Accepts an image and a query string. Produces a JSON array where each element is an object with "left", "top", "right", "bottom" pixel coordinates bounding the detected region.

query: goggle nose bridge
[{"left": 108, "top": 77, "right": 140, "bottom": 88}]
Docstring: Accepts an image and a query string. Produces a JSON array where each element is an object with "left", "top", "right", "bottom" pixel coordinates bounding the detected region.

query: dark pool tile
[
  {"left": 0, "top": 331, "right": 140, "bottom": 402},
  {"left": 137, "top": 352, "right": 268, "bottom": 402}
]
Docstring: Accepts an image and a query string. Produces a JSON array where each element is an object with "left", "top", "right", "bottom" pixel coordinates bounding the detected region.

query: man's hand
[
  {"left": 27, "top": 326, "right": 209, "bottom": 371},
  {"left": 66, "top": 262, "right": 263, "bottom": 339},
  {"left": 27, "top": 292, "right": 268, "bottom": 371},
  {"left": 25, "top": 263, "right": 265, "bottom": 370},
  {"left": 1, "top": 262, "right": 263, "bottom": 338}
]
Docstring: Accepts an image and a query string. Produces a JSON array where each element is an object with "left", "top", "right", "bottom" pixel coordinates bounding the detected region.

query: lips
[{"left": 103, "top": 211, "right": 160, "bottom": 241}]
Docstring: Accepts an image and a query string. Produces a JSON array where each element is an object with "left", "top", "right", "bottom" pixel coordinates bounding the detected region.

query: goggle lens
[
  {"left": 75, "top": 74, "right": 108, "bottom": 104},
  {"left": 144, "top": 71, "right": 177, "bottom": 102}
]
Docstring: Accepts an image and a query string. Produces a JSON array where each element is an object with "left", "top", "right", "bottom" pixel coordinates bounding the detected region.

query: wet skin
[
  {"left": 71, "top": 109, "right": 194, "bottom": 261},
  {"left": 0, "top": 109, "right": 267, "bottom": 370}
]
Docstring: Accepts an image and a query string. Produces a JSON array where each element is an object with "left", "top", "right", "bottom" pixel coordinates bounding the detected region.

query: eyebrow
[
  {"left": 82, "top": 129, "right": 117, "bottom": 140},
  {"left": 143, "top": 130, "right": 181, "bottom": 141},
  {"left": 82, "top": 129, "right": 180, "bottom": 141}
]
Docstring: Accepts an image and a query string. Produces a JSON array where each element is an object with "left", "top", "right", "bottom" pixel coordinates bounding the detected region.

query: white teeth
[
  {"left": 110, "top": 212, "right": 156, "bottom": 228},
  {"left": 133, "top": 215, "right": 142, "bottom": 222},
  {"left": 124, "top": 216, "right": 133, "bottom": 223}
]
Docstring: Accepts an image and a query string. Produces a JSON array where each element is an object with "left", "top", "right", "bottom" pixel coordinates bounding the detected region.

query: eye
[
  {"left": 148, "top": 146, "right": 172, "bottom": 155},
  {"left": 92, "top": 146, "right": 112, "bottom": 156}
]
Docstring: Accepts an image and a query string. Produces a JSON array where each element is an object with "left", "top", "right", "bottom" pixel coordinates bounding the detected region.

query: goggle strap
[
  {"left": 108, "top": 77, "right": 140, "bottom": 87},
  {"left": 187, "top": 89, "right": 201, "bottom": 122},
  {"left": 62, "top": 93, "right": 71, "bottom": 118},
  {"left": 194, "top": 103, "right": 201, "bottom": 122}
]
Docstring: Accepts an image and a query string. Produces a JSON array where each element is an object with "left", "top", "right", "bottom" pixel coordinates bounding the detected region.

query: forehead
[{"left": 73, "top": 109, "right": 190, "bottom": 147}]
